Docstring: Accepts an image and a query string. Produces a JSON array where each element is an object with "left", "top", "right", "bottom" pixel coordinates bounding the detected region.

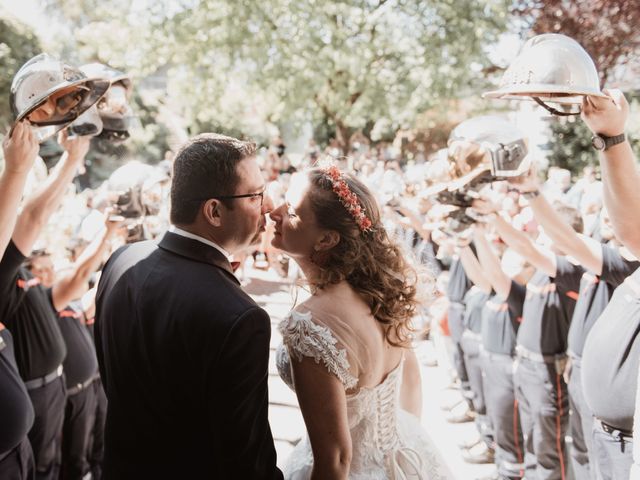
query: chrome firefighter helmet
[
  {"left": 448, "top": 115, "right": 530, "bottom": 181},
  {"left": 10, "top": 53, "right": 110, "bottom": 142},
  {"left": 484, "top": 33, "right": 608, "bottom": 116},
  {"left": 81, "top": 63, "right": 135, "bottom": 143}
]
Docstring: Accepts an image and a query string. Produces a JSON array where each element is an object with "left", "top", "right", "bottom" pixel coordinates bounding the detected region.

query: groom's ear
[
  {"left": 316, "top": 230, "right": 340, "bottom": 251},
  {"left": 202, "top": 199, "right": 222, "bottom": 227}
]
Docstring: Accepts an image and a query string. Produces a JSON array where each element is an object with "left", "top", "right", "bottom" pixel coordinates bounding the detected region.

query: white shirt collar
[{"left": 169, "top": 226, "right": 232, "bottom": 261}]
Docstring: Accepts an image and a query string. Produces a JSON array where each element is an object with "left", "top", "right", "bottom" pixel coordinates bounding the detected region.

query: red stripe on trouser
[
  {"left": 555, "top": 374, "right": 566, "bottom": 480},
  {"left": 513, "top": 399, "right": 524, "bottom": 478}
]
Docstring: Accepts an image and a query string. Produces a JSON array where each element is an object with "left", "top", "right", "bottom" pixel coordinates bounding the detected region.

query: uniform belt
[
  {"left": 24, "top": 365, "right": 63, "bottom": 390},
  {"left": 597, "top": 418, "right": 633, "bottom": 438},
  {"left": 462, "top": 330, "right": 482, "bottom": 342},
  {"left": 67, "top": 373, "right": 99, "bottom": 396},
  {"left": 516, "top": 345, "right": 566, "bottom": 364},
  {"left": 479, "top": 346, "right": 514, "bottom": 360}
]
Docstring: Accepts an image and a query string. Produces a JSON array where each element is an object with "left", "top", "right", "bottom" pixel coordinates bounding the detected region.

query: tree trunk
[{"left": 335, "top": 120, "right": 351, "bottom": 156}]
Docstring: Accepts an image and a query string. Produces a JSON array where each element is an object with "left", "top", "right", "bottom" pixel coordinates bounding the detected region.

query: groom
[{"left": 95, "top": 134, "right": 283, "bottom": 479}]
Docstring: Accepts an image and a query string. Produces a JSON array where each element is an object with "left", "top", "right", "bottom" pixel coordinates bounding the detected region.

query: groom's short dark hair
[{"left": 170, "top": 133, "right": 257, "bottom": 225}]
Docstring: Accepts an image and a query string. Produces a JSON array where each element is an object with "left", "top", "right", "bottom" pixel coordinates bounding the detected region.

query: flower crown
[{"left": 323, "top": 165, "right": 373, "bottom": 233}]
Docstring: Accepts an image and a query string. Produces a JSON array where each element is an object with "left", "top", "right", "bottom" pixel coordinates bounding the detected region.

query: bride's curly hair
[{"left": 307, "top": 167, "right": 419, "bottom": 347}]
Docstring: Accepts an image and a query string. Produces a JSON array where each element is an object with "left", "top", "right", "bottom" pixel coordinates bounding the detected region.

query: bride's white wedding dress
[{"left": 276, "top": 309, "right": 453, "bottom": 479}]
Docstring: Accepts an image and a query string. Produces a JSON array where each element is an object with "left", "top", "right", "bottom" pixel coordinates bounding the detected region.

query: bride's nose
[{"left": 269, "top": 203, "right": 285, "bottom": 223}]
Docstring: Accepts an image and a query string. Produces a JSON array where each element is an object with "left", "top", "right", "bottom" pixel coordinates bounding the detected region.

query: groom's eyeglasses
[
  {"left": 212, "top": 191, "right": 265, "bottom": 206},
  {"left": 191, "top": 189, "right": 266, "bottom": 207}
]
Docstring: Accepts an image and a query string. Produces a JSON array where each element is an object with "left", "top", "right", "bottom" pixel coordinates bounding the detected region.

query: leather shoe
[
  {"left": 457, "top": 436, "right": 481, "bottom": 449},
  {"left": 461, "top": 442, "right": 495, "bottom": 464},
  {"left": 445, "top": 408, "right": 475, "bottom": 423}
]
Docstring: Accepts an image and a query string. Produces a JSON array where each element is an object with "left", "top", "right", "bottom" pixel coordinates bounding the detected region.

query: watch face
[{"left": 592, "top": 135, "right": 606, "bottom": 150}]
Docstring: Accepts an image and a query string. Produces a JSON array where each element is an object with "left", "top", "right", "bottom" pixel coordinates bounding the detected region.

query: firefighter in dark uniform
[
  {"left": 25, "top": 219, "right": 119, "bottom": 480},
  {"left": 475, "top": 198, "right": 584, "bottom": 480},
  {"left": 578, "top": 88, "right": 640, "bottom": 479},
  {"left": 1, "top": 54, "right": 107, "bottom": 480},
  {"left": 0, "top": 323, "right": 35, "bottom": 480},
  {"left": 458, "top": 243, "right": 495, "bottom": 463},
  {"left": 0, "top": 119, "right": 39, "bottom": 480},
  {"left": 473, "top": 225, "right": 529, "bottom": 480},
  {"left": 445, "top": 255, "right": 474, "bottom": 416},
  {"left": 507, "top": 167, "right": 640, "bottom": 478}
]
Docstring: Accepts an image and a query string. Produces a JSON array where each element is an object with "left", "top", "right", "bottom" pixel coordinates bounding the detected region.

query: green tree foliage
[
  {"left": 160, "top": 0, "right": 511, "bottom": 152},
  {"left": 0, "top": 12, "right": 41, "bottom": 129},
  {"left": 545, "top": 93, "right": 640, "bottom": 176},
  {"left": 512, "top": 0, "right": 640, "bottom": 85}
]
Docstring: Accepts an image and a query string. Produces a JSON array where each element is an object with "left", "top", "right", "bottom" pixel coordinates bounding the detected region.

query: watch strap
[{"left": 603, "top": 133, "right": 626, "bottom": 150}]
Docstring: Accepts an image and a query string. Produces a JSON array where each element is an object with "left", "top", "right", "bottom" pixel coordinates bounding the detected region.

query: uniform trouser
[
  {"left": 461, "top": 332, "right": 493, "bottom": 446},
  {"left": 88, "top": 377, "right": 106, "bottom": 480},
  {"left": 0, "top": 438, "right": 35, "bottom": 480},
  {"left": 513, "top": 357, "right": 569, "bottom": 480},
  {"left": 567, "top": 360, "right": 594, "bottom": 479},
  {"left": 27, "top": 376, "right": 66, "bottom": 480},
  {"left": 61, "top": 381, "right": 97, "bottom": 480},
  {"left": 481, "top": 351, "right": 524, "bottom": 479},
  {"left": 448, "top": 302, "right": 470, "bottom": 396},
  {"left": 591, "top": 420, "right": 633, "bottom": 480}
]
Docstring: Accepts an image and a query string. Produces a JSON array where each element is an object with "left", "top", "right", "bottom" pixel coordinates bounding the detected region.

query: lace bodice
[{"left": 277, "top": 310, "right": 435, "bottom": 479}]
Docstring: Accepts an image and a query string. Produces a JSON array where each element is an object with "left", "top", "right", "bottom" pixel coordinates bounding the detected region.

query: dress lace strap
[{"left": 279, "top": 310, "right": 358, "bottom": 390}]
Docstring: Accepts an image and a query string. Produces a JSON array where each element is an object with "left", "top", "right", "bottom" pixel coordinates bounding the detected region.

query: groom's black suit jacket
[{"left": 95, "top": 231, "right": 283, "bottom": 479}]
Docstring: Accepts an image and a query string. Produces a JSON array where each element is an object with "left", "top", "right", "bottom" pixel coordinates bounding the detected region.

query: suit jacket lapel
[{"left": 158, "top": 231, "right": 240, "bottom": 284}]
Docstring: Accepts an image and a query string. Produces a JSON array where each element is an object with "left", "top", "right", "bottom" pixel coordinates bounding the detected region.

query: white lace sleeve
[{"left": 278, "top": 310, "right": 358, "bottom": 390}]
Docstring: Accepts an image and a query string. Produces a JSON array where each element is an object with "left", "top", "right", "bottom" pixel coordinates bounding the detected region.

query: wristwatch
[{"left": 591, "top": 133, "right": 626, "bottom": 151}]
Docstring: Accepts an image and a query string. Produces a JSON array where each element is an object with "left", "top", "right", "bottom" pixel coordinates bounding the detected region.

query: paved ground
[{"left": 242, "top": 264, "right": 496, "bottom": 479}]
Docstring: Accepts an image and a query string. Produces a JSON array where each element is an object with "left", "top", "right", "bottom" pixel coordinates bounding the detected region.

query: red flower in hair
[{"left": 322, "top": 164, "right": 373, "bottom": 233}]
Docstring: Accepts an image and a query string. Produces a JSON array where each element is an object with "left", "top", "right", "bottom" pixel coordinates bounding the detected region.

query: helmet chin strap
[{"left": 532, "top": 96, "right": 581, "bottom": 116}]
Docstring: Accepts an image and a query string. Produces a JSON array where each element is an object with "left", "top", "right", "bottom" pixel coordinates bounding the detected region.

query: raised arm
[
  {"left": 12, "top": 130, "right": 90, "bottom": 256},
  {"left": 458, "top": 244, "right": 492, "bottom": 293},
  {"left": 581, "top": 89, "right": 640, "bottom": 258},
  {"left": 51, "top": 215, "right": 122, "bottom": 311},
  {"left": 510, "top": 169, "right": 603, "bottom": 274},
  {"left": 472, "top": 225, "right": 511, "bottom": 298},
  {"left": 0, "top": 122, "right": 38, "bottom": 258},
  {"left": 474, "top": 198, "right": 556, "bottom": 277}
]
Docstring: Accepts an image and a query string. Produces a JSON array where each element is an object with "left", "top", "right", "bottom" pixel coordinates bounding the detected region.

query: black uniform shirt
[
  {"left": 567, "top": 245, "right": 639, "bottom": 358},
  {"left": 517, "top": 256, "right": 583, "bottom": 355},
  {"left": 481, "top": 281, "right": 525, "bottom": 355},
  {"left": 0, "top": 241, "right": 66, "bottom": 380},
  {"left": 582, "top": 266, "right": 640, "bottom": 431},
  {"left": 58, "top": 303, "right": 98, "bottom": 388},
  {"left": 0, "top": 326, "right": 34, "bottom": 454},
  {"left": 447, "top": 257, "right": 472, "bottom": 304},
  {"left": 463, "top": 287, "right": 490, "bottom": 334}
]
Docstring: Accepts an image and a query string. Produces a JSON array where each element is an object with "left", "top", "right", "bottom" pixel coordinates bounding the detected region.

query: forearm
[
  {"left": 489, "top": 214, "right": 556, "bottom": 276},
  {"left": 53, "top": 229, "right": 112, "bottom": 310},
  {"left": 473, "top": 229, "right": 510, "bottom": 298},
  {"left": 0, "top": 169, "right": 30, "bottom": 257},
  {"left": 600, "top": 142, "right": 640, "bottom": 254},
  {"left": 490, "top": 215, "right": 530, "bottom": 255},
  {"left": 458, "top": 246, "right": 492, "bottom": 293},
  {"left": 527, "top": 193, "right": 579, "bottom": 253},
  {"left": 13, "top": 152, "right": 81, "bottom": 255},
  {"left": 311, "top": 463, "right": 349, "bottom": 480},
  {"left": 23, "top": 152, "right": 79, "bottom": 225},
  {"left": 73, "top": 229, "right": 112, "bottom": 282}
]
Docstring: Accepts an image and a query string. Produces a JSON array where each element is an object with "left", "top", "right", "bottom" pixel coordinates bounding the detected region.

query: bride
[{"left": 271, "top": 165, "right": 452, "bottom": 479}]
